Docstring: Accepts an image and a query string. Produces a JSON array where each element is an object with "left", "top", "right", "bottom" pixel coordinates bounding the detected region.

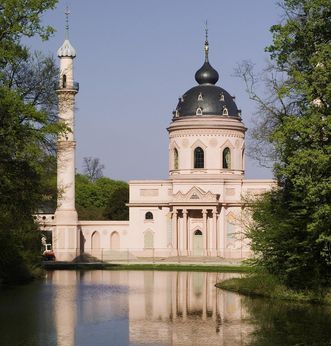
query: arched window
[
  {"left": 174, "top": 148, "right": 179, "bottom": 170},
  {"left": 62, "top": 74, "right": 67, "bottom": 88},
  {"left": 144, "top": 231, "right": 154, "bottom": 249},
  {"left": 111, "top": 231, "right": 120, "bottom": 249},
  {"left": 194, "top": 230, "right": 202, "bottom": 236},
  {"left": 91, "top": 231, "right": 100, "bottom": 249},
  {"left": 222, "top": 106, "right": 228, "bottom": 116},
  {"left": 223, "top": 147, "right": 231, "bottom": 169},
  {"left": 145, "top": 212, "right": 153, "bottom": 220},
  {"left": 194, "top": 147, "right": 204, "bottom": 168}
]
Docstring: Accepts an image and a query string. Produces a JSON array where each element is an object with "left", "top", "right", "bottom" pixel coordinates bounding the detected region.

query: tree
[
  {"left": 83, "top": 156, "right": 105, "bottom": 182},
  {"left": 243, "top": 0, "right": 331, "bottom": 289},
  {"left": 0, "top": 0, "right": 61, "bottom": 283},
  {"left": 103, "top": 186, "right": 129, "bottom": 221},
  {"left": 75, "top": 174, "right": 129, "bottom": 220}
]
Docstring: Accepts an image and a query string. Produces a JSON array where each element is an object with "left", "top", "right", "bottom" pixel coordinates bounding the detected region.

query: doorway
[{"left": 192, "top": 230, "right": 203, "bottom": 256}]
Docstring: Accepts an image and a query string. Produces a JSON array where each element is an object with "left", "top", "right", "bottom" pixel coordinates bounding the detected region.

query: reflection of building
[
  {"left": 47, "top": 270, "right": 253, "bottom": 345},
  {"left": 127, "top": 271, "right": 252, "bottom": 345},
  {"left": 42, "top": 16, "right": 275, "bottom": 261}
]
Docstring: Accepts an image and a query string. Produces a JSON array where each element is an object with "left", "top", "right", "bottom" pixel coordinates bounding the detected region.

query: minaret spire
[
  {"left": 57, "top": 6, "right": 76, "bottom": 58},
  {"left": 64, "top": 6, "right": 70, "bottom": 39},
  {"left": 204, "top": 20, "right": 209, "bottom": 62}
]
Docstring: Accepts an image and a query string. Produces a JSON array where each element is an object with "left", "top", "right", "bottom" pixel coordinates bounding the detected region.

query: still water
[{"left": 0, "top": 270, "right": 331, "bottom": 346}]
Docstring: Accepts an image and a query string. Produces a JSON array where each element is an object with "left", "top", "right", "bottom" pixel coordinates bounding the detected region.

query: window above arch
[
  {"left": 145, "top": 212, "right": 153, "bottom": 220},
  {"left": 223, "top": 147, "right": 231, "bottom": 169},
  {"left": 194, "top": 147, "right": 204, "bottom": 169},
  {"left": 174, "top": 148, "right": 179, "bottom": 170},
  {"left": 196, "top": 107, "right": 203, "bottom": 116}
]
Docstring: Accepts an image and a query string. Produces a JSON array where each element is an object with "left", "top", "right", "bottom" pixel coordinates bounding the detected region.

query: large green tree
[
  {"left": 243, "top": 0, "right": 331, "bottom": 289},
  {"left": 0, "top": 0, "right": 61, "bottom": 283},
  {"left": 76, "top": 174, "right": 129, "bottom": 221}
]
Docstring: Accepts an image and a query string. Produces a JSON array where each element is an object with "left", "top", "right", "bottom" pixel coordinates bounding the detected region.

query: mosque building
[{"left": 40, "top": 24, "right": 275, "bottom": 261}]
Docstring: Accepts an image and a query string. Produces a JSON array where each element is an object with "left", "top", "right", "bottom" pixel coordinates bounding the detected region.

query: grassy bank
[
  {"left": 42, "top": 262, "right": 252, "bottom": 273},
  {"left": 216, "top": 273, "right": 331, "bottom": 304}
]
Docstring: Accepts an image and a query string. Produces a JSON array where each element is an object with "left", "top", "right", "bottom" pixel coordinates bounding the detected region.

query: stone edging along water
[{"left": 41, "top": 261, "right": 251, "bottom": 273}]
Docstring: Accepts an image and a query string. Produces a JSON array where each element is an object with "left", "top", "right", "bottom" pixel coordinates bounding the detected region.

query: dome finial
[
  {"left": 64, "top": 6, "right": 70, "bottom": 39},
  {"left": 194, "top": 22, "right": 219, "bottom": 85},
  {"left": 204, "top": 20, "right": 209, "bottom": 62}
]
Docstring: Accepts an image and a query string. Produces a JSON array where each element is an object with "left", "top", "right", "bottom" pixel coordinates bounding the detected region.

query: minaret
[{"left": 54, "top": 8, "right": 79, "bottom": 261}]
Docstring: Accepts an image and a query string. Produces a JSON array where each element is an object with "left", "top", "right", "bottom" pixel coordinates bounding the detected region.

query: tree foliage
[
  {"left": 0, "top": 0, "right": 60, "bottom": 283},
  {"left": 103, "top": 186, "right": 129, "bottom": 221},
  {"left": 244, "top": 0, "right": 331, "bottom": 289},
  {"left": 76, "top": 174, "right": 129, "bottom": 221}
]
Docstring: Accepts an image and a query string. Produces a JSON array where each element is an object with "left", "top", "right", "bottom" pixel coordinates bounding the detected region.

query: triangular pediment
[{"left": 173, "top": 186, "right": 218, "bottom": 203}]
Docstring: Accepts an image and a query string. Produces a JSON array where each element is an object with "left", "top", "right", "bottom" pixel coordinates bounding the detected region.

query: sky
[{"left": 28, "top": 0, "right": 283, "bottom": 182}]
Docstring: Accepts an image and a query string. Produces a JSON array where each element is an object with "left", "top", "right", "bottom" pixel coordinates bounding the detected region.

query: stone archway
[
  {"left": 192, "top": 230, "right": 203, "bottom": 256},
  {"left": 91, "top": 231, "right": 100, "bottom": 258}
]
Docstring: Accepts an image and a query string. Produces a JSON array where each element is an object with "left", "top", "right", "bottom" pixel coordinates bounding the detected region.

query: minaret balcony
[{"left": 56, "top": 81, "right": 79, "bottom": 92}]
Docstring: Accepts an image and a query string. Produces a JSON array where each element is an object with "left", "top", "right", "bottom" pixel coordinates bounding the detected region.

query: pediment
[{"left": 173, "top": 186, "right": 219, "bottom": 203}]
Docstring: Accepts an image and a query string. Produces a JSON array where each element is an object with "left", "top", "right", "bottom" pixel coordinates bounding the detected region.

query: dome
[
  {"left": 173, "top": 37, "right": 241, "bottom": 119},
  {"left": 195, "top": 61, "right": 219, "bottom": 85},
  {"left": 57, "top": 39, "right": 76, "bottom": 58},
  {"left": 175, "top": 85, "right": 239, "bottom": 117}
]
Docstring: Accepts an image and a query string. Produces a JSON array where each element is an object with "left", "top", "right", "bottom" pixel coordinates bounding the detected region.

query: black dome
[
  {"left": 175, "top": 84, "right": 239, "bottom": 117},
  {"left": 173, "top": 38, "right": 241, "bottom": 119},
  {"left": 195, "top": 61, "right": 219, "bottom": 85}
]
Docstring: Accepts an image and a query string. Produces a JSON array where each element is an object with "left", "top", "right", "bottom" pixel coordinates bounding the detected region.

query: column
[
  {"left": 172, "top": 209, "right": 178, "bottom": 254},
  {"left": 202, "top": 209, "right": 208, "bottom": 256},
  {"left": 212, "top": 208, "right": 217, "bottom": 256},
  {"left": 183, "top": 209, "right": 188, "bottom": 255}
]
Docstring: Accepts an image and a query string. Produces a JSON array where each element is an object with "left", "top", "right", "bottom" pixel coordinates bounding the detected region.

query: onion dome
[
  {"left": 173, "top": 33, "right": 241, "bottom": 119},
  {"left": 57, "top": 39, "right": 76, "bottom": 58},
  {"left": 194, "top": 37, "right": 219, "bottom": 85}
]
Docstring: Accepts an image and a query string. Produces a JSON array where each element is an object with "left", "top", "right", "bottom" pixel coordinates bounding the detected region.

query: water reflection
[
  {"left": 244, "top": 297, "right": 331, "bottom": 346},
  {"left": 0, "top": 271, "right": 330, "bottom": 345}
]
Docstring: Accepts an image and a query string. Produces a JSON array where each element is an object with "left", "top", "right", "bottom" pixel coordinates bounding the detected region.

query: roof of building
[
  {"left": 173, "top": 36, "right": 240, "bottom": 119},
  {"left": 57, "top": 39, "right": 76, "bottom": 58}
]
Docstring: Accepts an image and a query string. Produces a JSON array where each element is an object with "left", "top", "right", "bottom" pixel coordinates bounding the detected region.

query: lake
[{"left": 0, "top": 270, "right": 331, "bottom": 345}]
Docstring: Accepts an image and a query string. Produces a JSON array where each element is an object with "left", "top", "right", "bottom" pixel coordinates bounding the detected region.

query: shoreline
[
  {"left": 216, "top": 275, "right": 331, "bottom": 305},
  {"left": 42, "top": 261, "right": 251, "bottom": 273}
]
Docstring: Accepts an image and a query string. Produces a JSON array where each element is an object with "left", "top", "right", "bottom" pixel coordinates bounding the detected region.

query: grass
[
  {"left": 42, "top": 262, "right": 252, "bottom": 273},
  {"left": 216, "top": 273, "right": 331, "bottom": 304}
]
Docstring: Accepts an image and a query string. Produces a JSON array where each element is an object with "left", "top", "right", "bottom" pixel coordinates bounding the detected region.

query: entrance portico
[
  {"left": 170, "top": 186, "right": 221, "bottom": 256},
  {"left": 171, "top": 206, "right": 220, "bottom": 256}
]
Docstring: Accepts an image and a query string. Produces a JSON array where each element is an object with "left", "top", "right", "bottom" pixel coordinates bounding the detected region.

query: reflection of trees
[{"left": 244, "top": 297, "right": 331, "bottom": 346}]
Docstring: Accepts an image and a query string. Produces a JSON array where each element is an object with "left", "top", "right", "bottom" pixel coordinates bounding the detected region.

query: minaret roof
[
  {"left": 57, "top": 39, "right": 76, "bottom": 58},
  {"left": 57, "top": 7, "right": 76, "bottom": 58}
]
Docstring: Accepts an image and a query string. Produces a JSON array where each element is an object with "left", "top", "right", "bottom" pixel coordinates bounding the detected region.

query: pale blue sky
[{"left": 29, "top": 0, "right": 282, "bottom": 181}]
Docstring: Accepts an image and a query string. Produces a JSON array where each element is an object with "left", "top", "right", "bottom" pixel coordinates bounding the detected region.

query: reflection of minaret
[
  {"left": 50, "top": 270, "right": 78, "bottom": 346},
  {"left": 54, "top": 7, "right": 79, "bottom": 261}
]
